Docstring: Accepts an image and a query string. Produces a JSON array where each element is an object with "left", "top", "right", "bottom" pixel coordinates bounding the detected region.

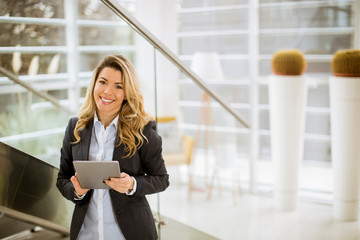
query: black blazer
[{"left": 56, "top": 117, "right": 169, "bottom": 240}]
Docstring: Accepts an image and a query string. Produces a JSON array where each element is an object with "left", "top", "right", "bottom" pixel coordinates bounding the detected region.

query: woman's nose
[{"left": 104, "top": 86, "right": 111, "bottom": 94}]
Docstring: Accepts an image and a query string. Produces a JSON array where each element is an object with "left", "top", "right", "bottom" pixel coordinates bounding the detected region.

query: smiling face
[{"left": 93, "top": 67, "right": 125, "bottom": 126}]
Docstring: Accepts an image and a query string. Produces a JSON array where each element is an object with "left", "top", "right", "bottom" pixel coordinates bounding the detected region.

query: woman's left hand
[{"left": 104, "top": 172, "right": 135, "bottom": 194}]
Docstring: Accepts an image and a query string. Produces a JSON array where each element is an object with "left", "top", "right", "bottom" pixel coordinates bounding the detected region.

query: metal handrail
[
  {"left": 0, "top": 66, "right": 75, "bottom": 115},
  {"left": 101, "top": 0, "right": 250, "bottom": 128},
  {"left": 0, "top": 206, "right": 70, "bottom": 236}
]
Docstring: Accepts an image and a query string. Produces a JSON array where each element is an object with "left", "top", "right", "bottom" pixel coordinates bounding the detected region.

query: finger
[
  {"left": 103, "top": 179, "right": 112, "bottom": 186},
  {"left": 71, "top": 175, "right": 80, "bottom": 184},
  {"left": 71, "top": 175, "right": 89, "bottom": 193},
  {"left": 109, "top": 177, "right": 121, "bottom": 181},
  {"left": 70, "top": 176, "right": 77, "bottom": 184},
  {"left": 105, "top": 179, "right": 126, "bottom": 192},
  {"left": 71, "top": 177, "right": 81, "bottom": 189}
]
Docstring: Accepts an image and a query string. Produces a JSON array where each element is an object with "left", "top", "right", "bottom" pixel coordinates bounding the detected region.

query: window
[
  {"left": 0, "top": 0, "right": 135, "bottom": 166},
  {"left": 176, "top": 0, "right": 357, "bottom": 201}
]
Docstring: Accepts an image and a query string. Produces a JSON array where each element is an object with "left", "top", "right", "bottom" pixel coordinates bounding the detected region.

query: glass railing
[
  {"left": 100, "top": 1, "right": 250, "bottom": 238},
  {"left": 0, "top": 0, "right": 249, "bottom": 239},
  {"left": 142, "top": 45, "right": 249, "bottom": 240}
]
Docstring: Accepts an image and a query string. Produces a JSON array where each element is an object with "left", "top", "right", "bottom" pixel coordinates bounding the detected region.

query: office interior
[{"left": 0, "top": 0, "right": 360, "bottom": 239}]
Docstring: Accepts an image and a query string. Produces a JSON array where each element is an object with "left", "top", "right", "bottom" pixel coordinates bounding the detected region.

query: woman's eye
[
  {"left": 116, "top": 85, "right": 123, "bottom": 89},
  {"left": 99, "top": 80, "right": 106, "bottom": 85}
]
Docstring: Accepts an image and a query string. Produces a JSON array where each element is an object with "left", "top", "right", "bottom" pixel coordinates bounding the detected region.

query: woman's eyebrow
[{"left": 99, "top": 76, "right": 122, "bottom": 85}]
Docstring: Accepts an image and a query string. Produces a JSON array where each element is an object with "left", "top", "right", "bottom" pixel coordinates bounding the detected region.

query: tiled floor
[{"left": 148, "top": 183, "right": 360, "bottom": 240}]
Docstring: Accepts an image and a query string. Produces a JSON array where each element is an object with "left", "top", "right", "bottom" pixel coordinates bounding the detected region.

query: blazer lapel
[
  {"left": 72, "top": 119, "right": 93, "bottom": 161},
  {"left": 81, "top": 120, "right": 93, "bottom": 160}
]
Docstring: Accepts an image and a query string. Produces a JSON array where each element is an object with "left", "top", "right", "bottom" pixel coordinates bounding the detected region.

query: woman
[{"left": 57, "top": 55, "right": 169, "bottom": 240}]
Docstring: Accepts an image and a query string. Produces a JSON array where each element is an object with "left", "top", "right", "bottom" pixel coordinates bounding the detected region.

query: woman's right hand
[{"left": 70, "top": 172, "right": 89, "bottom": 196}]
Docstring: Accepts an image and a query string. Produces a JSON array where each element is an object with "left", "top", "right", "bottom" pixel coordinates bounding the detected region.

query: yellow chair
[
  {"left": 163, "top": 135, "right": 193, "bottom": 165},
  {"left": 157, "top": 117, "right": 194, "bottom": 196}
]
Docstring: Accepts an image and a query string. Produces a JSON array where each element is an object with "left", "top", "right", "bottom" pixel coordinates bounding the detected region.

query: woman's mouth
[{"left": 100, "top": 96, "right": 114, "bottom": 103}]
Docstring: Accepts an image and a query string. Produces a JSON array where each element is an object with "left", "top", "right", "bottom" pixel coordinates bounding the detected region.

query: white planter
[
  {"left": 330, "top": 76, "right": 360, "bottom": 221},
  {"left": 269, "top": 75, "right": 308, "bottom": 211}
]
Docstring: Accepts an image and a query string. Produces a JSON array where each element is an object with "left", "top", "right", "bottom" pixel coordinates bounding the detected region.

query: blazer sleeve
[
  {"left": 56, "top": 117, "right": 90, "bottom": 204},
  {"left": 133, "top": 121, "right": 169, "bottom": 197}
]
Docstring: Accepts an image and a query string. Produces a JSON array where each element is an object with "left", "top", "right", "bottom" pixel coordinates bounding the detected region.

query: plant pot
[
  {"left": 330, "top": 76, "right": 360, "bottom": 221},
  {"left": 269, "top": 75, "right": 307, "bottom": 211}
]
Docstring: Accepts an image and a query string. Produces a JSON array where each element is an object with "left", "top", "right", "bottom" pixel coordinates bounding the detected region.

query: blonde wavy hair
[{"left": 73, "top": 55, "right": 152, "bottom": 158}]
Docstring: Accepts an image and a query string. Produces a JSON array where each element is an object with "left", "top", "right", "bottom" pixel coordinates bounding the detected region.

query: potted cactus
[
  {"left": 269, "top": 49, "right": 307, "bottom": 211},
  {"left": 330, "top": 49, "right": 360, "bottom": 221}
]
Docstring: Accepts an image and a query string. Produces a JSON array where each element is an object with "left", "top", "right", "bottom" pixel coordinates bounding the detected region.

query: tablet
[{"left": 73, "top": 161, "right": 121, "bottom": 189}]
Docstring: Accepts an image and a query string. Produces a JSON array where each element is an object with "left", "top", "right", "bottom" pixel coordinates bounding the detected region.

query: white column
[
  {"left": 330, "top": 76, "right": 360, "bottom": 221},
  {"left": 65, "top": 0, "right": 80, "bottom": 113},
  {"left": 269, "top": 75, "right": 307, "bottom": 211},
  {"left": 135, "top": 0, "right": 178, "bottom": 118}
]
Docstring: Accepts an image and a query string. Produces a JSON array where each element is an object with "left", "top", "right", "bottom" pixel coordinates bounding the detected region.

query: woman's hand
[
  {"left": 104, "top": 172, "right": 135, "bottom": 194},
  {"left": 70, "top": 172, "right": 89, "bottom": 196}
]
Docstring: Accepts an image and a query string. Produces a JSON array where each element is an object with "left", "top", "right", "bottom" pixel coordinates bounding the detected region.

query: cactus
[
  {"left": 271, "top": 49, "right": 306, "bottom": 76},
  {"left": 331, "top": 49, "right": 360, "bottom": 77}
]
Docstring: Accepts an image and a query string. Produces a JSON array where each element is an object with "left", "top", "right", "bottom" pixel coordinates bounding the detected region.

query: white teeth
[{"left": 101, "top": 97, "right": 113, "bottom": 103}]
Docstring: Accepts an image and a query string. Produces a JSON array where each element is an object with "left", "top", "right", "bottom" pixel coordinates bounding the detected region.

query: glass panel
[
  {"left": 79, "top": 26, "right": 133, "bottom": 45},
  {"left": 0, "top": 0, "right": 65, "bottom": 18},
  {"left": 259, "top": 34, "right": 353, "bottom": 55},
  {"left": 0, "top": 53, "right": 67, "bottom": 76},
  {"left": 180, "top": 0, "right": 248, "bottom": 8},
  {"left": 179, "top": 35, "right": 248, "bottom": 55},
  {"left": 0, "top": 24, "right": 66, "bottom": 47},
  {"left": 308, "top": 85, "right": 330, "bottom": 108},
  {"left": 222, "top": 60, "right": 249, "bottom": 78},
  {"left": 78, "top": 0, "right": 135, "bottom": 20},
  {"left": 134, "top": 36, "right": 156, "bottom": 117},
  {"left": 0, "top": 0, "right": 155, "bottom": 203},
  {"left": 181, "top": 59, "right": 249, "bottom": 79},
  {"left": 259, "top": 0, "right": 354, "bottom": 170},
  {"left": 153, "top": 49, "right": 250, "bottom": 197},
  {"left": 260, "top": 4, "right": 353, "bottom": 29},
  {"left": 305, "top": 114, "right": 330, "bottom": 135},
  {"left": 0, "top": 0, "right": 70, "bottom": 168},
  {"left": 179, "top": 9, "right": 248, "bottom": 32},
  {"left": 79, "top": 52, "right": 135, "bottom": 72},
  {"left": 304, "top": 141, "right": 331, "bottom": 162},
  {"left": 0, "top": 92, "right": 69, "bottom": 167},
  {"left": 260, "top": 0, "right": 345, "bottom": 3}
]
